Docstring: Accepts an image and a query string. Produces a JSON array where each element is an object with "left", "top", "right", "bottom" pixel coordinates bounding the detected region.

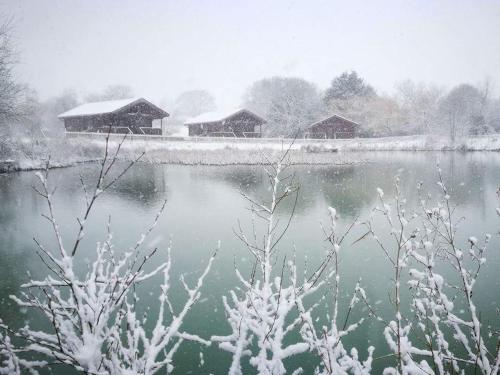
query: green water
[{"left": 0, "top": 152, "right": 499, "bottom": 374}]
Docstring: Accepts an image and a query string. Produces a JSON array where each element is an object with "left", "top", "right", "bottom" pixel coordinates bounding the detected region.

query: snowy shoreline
[
  {"left": 65, "top": 132, "right": 500, "bottom": 152},
  {"left": 2, "top": 133, "right": 500, "bottom": 173}
]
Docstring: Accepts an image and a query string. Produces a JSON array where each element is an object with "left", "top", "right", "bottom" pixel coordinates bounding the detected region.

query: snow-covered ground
[
  {"left": 2, "top": 133, "right": 500, "bottom": 172},
  {"left": 0, "top": 137, "right": 102, "bottom": 172},
  {"left": 65, "top": 133, "right": 500, "bottom": 166},
  {"left": 66, "top": 132, "right": 500, "bottom": 152},
  {"left": 336, "top": 134, "right": 500, "bottom": 151}
]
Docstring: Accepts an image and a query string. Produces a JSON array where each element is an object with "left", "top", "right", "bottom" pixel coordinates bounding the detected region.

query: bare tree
[
  {"left": 396, "top": 80, "right": 443, "bottom": 135},
  {"left": 486, "top": 97, "right": 500, "bottom": 132},
  {"left": 0, "top": 17, "right": 24, "bottom": 127},
  {"left": 439, "top": 84, "right": 484, "bottom": 140},
  {"left": 244, "top": 77, "right": 322, "bottom": 137},
  {"left": 0, "top": 16, "right": 34, "bottom": 163}
]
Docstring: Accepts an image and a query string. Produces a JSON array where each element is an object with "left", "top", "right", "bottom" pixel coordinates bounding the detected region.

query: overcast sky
[{"left": 2, "top": 0, "right": 500, "bottom": 109}]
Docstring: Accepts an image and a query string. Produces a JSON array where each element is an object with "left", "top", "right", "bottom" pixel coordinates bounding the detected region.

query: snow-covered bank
[
  {"left": 66, "top": 132, "right": 500, "bottom": 152},
  {"left": 65, "top": 133, "right": 500, "bottom": 165},
  {"left": 0, "top": 137, "right": 103, "bottom": 172},
  {"left": 2, "top": 133, "right": 500, "bottom": 172},
  {"left": 337, "top": 134, "right": 500, "bottom": 151},
  {"left": 66, "top": 136, "right": 355, "bottom": 166}
]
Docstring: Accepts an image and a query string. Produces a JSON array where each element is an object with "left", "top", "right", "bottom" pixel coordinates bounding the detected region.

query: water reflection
[
  {"left": 109, "top": 163, "right": 168, "bottom": 206},
  {"left": 182, "top": 152, "right": 500, "bottom": 220}
]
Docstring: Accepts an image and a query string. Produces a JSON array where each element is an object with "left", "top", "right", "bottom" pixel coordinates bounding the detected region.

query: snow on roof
[
  {"left": 184, "top": 108, "right": 266, "bottom": 125},
  {"left": 58, "top": 97, "right": 168, "bottom": 119},
  {"left": 308, "top": 114, "right": 360, "bottom": 128}
]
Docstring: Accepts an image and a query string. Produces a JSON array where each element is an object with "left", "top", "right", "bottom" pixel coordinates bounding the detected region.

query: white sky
[{"left": 2, "top": 0, "right": 500, "bottom": 109}]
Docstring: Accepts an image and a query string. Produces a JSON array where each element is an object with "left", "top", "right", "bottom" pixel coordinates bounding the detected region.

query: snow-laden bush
[
  {"left": 299, "top": 207, "right": 374, "bottom": 375},
  {"left": 211, "top": 150, "right": 319, "bottom": 375},
  {"left": 0, "top": 136, "right": 217, "bottom": 374},
  {"left": 298, "top": 207, "right": 375, "bottom": 375},
  {"left": 212, "top": 148, "right": 372, "bottom": 374},
  {"left": 361, "top": 169, "right": 500, "bottom": 374}
]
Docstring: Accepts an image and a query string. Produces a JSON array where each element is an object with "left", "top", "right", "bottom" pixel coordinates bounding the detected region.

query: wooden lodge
[
  {"left": 304, "top": 114, "right": 359, "bottom": 139},
  {"left": 58, "top": 98, "right": 169, "bottom": 135},
  {"left": 185, "top": 109, "right": 266, "bottom": 138}
]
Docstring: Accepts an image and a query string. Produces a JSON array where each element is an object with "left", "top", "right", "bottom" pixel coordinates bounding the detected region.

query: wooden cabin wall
[
  {"left": 62, "top": 102, "right": 165, "bottom": 134},
  {"left": 64, "top": 113, "right": 154, "bottom": 134},
  {"left": 188, "top": 113, "right": 263, "bottom": 137},
  {"left": 188, "top": 124, "right": 203, "bottom": 136},
  {"left": 309, "top": 118, "right": 357, "bottom": 139}
]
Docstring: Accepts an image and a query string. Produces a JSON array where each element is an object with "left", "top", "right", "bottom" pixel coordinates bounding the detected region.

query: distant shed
[
  {"left": 185, "top": 109, "right": 266, "bottom": 138},
  {"left": 305, "top": 115, "right": 360, "bottom": 139},
  {"left": 58, "top": 98, "right": 169, "bottom": 135}
]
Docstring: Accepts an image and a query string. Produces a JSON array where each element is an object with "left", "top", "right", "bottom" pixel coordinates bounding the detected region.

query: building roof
[
  {"left": 184, "top": 108, "right": 266, "bottom": 125},
  {"left": 308, "top": 114, "right": 360, "bottom": 128},
  {"left": 58, "top": 97, "right": 169, "bottom": 119}
]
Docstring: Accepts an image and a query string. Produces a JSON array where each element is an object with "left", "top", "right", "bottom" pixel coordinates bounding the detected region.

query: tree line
[
  {"left": 243, "top": 72, "right": 500, "bottom": 139},
  {"left": 32, "top": 73, "right": 500, "bottom": 140},
  {"left": 1, "top": 17, "right": 499, "bottom": 142}
]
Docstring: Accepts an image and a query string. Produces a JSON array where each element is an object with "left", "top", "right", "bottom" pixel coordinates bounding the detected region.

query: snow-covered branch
[
  {"left": 300, "top": 207, "right": 374, "bottom": 375},
  {"left": 213, "top": 147, "right": 324, "bottom": 375},
  {"left": 365, "top": 167, "right": 500, "bottom": 374},
  {"left": 4, "top": 134, "right": 216, "bottom": 374}
]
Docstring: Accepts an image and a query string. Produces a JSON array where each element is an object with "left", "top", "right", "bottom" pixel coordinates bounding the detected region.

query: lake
[{"left": 1, "top": 151, "right": 499, "bottom": 374}]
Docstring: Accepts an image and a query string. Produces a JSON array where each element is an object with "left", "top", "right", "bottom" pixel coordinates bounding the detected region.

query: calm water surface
[{"left": 0, "top": 152, "right": 499, "bottom": 374}]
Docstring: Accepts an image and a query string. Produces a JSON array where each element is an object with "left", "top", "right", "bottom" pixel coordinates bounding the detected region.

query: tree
[
  {"left": 439, "top": 84, "right": 484, "bottom": 140},
  {"left": 396, "top": 80, "right": 443, "bottom": 134},
  {"left": 39, "top": 88, "right": 80, "bottom": 136},
  {"left": 49, "top": 88, "right": 79, "bottom": 114},
  {"left": 323, "top": 71, "right": 376, "bottom": 104},
  {"left": 86, "top": 84, "right": 134, "bottom": 102},
  {"left": 0, "top": 17, "right": 40, "bottom": 162},
  {"left": 359, "top": 95, "right": 405, "bottom": 136},
  {"left": 244, "top": 76, "right": 321, "bottom": 137},
  {"left": 172, "top": 90, "right": 216, "bottom": 121},
  {"left": 322, "top": 72, "right": 377, "bottom": 136},
  {"left": 486, "top": 98, "right": 500, "bottom": 132},
  {"left": 0, "top": 18, "right": 26, "bottom": 133}
]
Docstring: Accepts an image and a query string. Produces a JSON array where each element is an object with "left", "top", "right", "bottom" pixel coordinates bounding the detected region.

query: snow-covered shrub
[
  {"left": 1, "top": 136, "right": 217, "bottom": 374},
  {"left": 362, "top": 179, "right": 425, "bottom": 373},
  {"left": 299, "top": 207, "right": 374, "bottom": 375},
  {"left": 364, "top": 169, "right": 500, "bottom": 374},
  {"left": 212, "top": 149, "right": 326, "bottom": 374},
  {"left": 212, "top": 148, "right": 372, "bottom": 375},
  {"left": 0, "top": 327, "right": 47, "bottom": 375},
  {"left": 405, "top": 171, "right": 499, "bottom": 374}
]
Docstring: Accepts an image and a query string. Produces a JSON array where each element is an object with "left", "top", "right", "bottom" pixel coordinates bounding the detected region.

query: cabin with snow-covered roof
[
  {"left": 58, "top": 98, "right": 169, "bottom": 135},
  {"left": 304, "top": 114, "right": 360, "bottom": 139},
  {"left": 184, "top": 109, "right": 266, "bottom": 138}
]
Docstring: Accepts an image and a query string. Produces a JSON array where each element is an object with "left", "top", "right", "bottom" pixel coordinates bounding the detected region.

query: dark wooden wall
[
  {"left": 63, "top": 103, "right": 162, "bottom": 134},
  {"left": 308, "top": 118, "right": 357, "bottom": 139},
  {"left": 188, "top": 112, "right": 263, "bottom": 137}
]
